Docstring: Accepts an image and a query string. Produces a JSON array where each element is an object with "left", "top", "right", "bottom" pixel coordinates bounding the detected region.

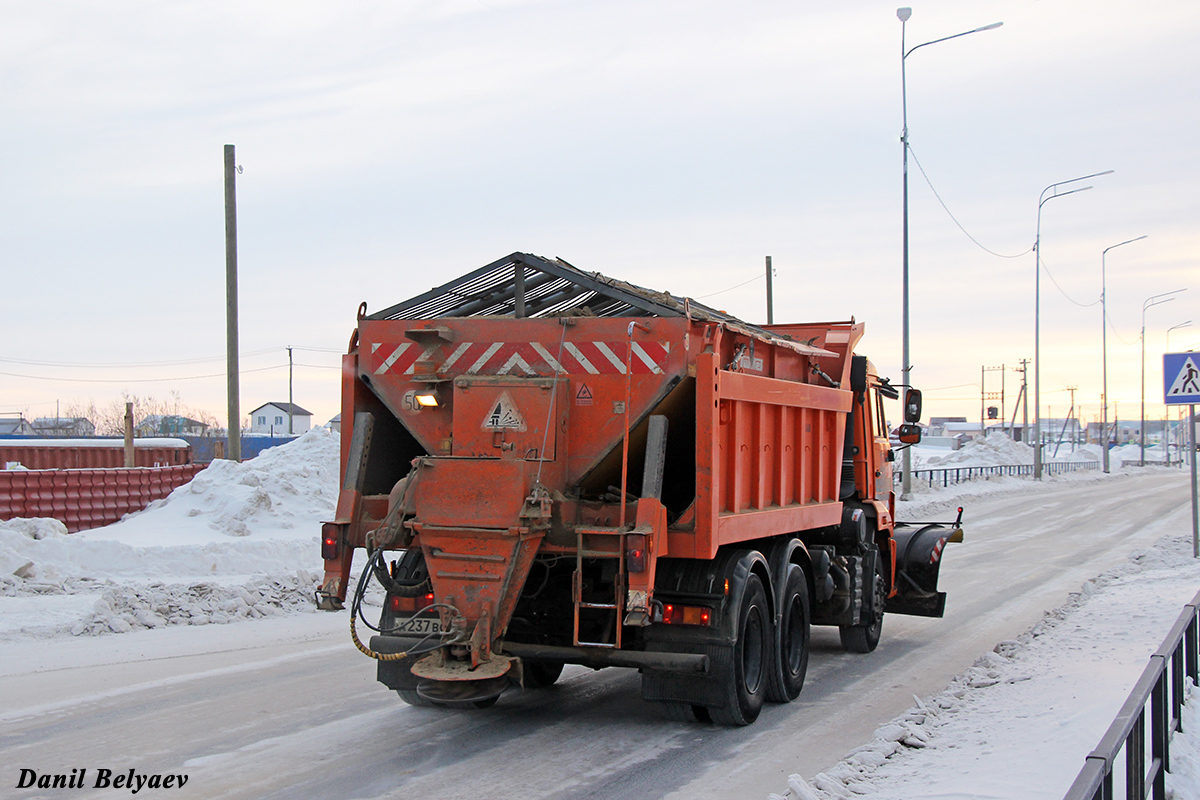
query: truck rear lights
[
  {"left": 321, "top": 523, "right": 341, "bottom": 560},
  {"left": 389, "top": 592, "right": 436, "bottom": 613},
  {"left": 625, "top": 534, "right": 647, "bottom": 573},
  {"left": 656, "top": 604, "right": 711, "bottom": 626}
]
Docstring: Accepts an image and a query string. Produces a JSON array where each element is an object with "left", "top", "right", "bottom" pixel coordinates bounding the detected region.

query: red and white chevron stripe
[{"left": 368, "top": 341, "right": 671, "bottom": 377}]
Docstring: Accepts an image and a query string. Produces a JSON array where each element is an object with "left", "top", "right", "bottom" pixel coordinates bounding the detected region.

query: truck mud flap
[
  {"left": 640, "top": 641, "right": 734, "bottom": 709},
  {"left": 885, "top": 523, "right": 963, "bottom": 618},
  {"left": 370, "top": 634, "right": 427, "bottom": 691}
]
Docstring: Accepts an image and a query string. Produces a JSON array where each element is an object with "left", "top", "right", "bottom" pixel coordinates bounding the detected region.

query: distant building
[
  {"left": 0, "top": 416, "right": 35, "bottom": 436},
  {"left": 248, "top": 402, "right": 313, "bottom": 436},
  {"left": 927, "top": 417, "right": 967, "bottom": 437},
  {"left": 136, "top": 415, "right": 210, "bottom": 437},
  {"left": 1085, "top": 420, "right": 1164, "bottom": 446},
  {"left": 327, "top": 414, "right": 342, "bottom": 435},
  {"left": 31, "top": 417, "right": 95, "bottom": 437},
  {"left": 942, "top": 421, "right": 984, "bottom": 442}
]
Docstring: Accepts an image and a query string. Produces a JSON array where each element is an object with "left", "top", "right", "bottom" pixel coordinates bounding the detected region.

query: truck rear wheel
[
  {"left": 521, "top": 660, "right": 564, "bottom": 688},
  {"left": 662, "top": 702, "right": 710, "bottom": 723},
  {"left": 711, "top": 572, "right": 769, "bottom": 726},
  {"left": 397, "top": 689, "right": 436, "bottom": 707},
  {"left": 766, "top": 563, "right": 810, "bottom": 702},
  {"left": 839, "top": 546, "right": 885, "bottom": 653}
]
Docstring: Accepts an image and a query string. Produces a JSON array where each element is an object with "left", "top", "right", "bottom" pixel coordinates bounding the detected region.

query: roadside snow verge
[{"left": 769, "top": 533, "right": 1200, "bottom": 800}]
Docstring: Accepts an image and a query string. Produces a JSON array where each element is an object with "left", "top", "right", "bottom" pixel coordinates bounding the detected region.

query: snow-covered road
[{"left": 2, "top": 433, "right": 1197, "bottom": 799}]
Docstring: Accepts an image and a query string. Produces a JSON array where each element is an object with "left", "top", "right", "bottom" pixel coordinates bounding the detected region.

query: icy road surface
[{"left": 1, "top": 464, "right": 1194, "bottom": 799}]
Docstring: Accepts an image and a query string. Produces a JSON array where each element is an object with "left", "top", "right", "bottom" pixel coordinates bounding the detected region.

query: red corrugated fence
[
  {"left": 0, "top": 464, "right": 207, "bottom": 533},
  {"left": 0, "top": 442, "right": 191, "bottom": 470}
]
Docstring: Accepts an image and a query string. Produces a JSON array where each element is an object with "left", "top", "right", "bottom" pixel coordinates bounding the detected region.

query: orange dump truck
[{"left": 318, "top": 252, "right": 961, "bottom": 725}]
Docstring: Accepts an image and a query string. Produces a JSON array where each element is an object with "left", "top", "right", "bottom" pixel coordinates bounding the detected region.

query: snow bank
[
  {"left": 1168, "top": 681, "right": 1200, "bottom": 798},
  {"left": 917, "top": 431, "right": 1102, "bottom": 469},
  {"left": 919, "top": 431, "right": 1036, "bottom": 468},
  {"left": 0, "top": 428, "right": 340, "bottom": 640},
  {"left": 771, "top": 533, "right": 1200, "bottom": 800}
]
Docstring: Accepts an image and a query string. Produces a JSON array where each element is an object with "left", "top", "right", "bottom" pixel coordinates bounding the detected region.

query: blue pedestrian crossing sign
[{"left": 1164, "top": 352, "right": 1200, "bottom": 404}]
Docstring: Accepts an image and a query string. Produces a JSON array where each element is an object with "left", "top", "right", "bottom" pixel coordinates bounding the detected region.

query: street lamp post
[
  {"left": 897, "top": 7, "right": 1002, "bottom": 498},
  {"left": 1033, "top": 170, "right": 1113, "bottom": 479},
  {"left": 1168, "top": 321, "right": 1192, "bottom": 352},
  {"left": 1142, "top": 290, "right": 1186, "bottom": 465},
  {"left": 1101, "top": 235, "right": 1148, "bottom": 473},
  {"left": 1168, "top": 321, "right": 1193, "bottom": 465}
]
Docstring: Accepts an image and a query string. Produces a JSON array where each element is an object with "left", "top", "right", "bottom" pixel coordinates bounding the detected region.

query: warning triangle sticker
[
  {"left": 1167, "top": 356, "right": 1200, "bottom": 397},
  {"left": 483, "top": 392, "right": 527, "bottom": 431}
]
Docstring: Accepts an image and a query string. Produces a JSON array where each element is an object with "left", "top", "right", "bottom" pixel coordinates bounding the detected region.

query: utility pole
[
  {"left": 1068, "top": 386, "right": 1077, "bottom": 451},
  {"left": 123, "top": 402, "right": 134, "bottom": 468},
  {"left": 1018, "top": 359, "right": 1029, "bottom": 444},
  {"left": 1053, "top": 387, "right": 1078, "bottom": 458},
  {"left": 982, "top": 364, "right": 1004, "bottom": 440},
  {"left": 288, "top": 345, "right": 294, "bottom": 435},
  {"left": 765, "top": 256, "right": 774, "bottom": 325},
  {"left": 224, "top": 144, "right": 241, "bottom": 461}
]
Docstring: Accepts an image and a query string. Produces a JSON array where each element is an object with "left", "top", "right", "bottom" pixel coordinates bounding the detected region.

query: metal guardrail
[
  {"left": 895, "top": 461, "right": 1101, "bottom": 488},
  {"left": 1063, "top": 589, "right": 1200, "bottom": 800}
]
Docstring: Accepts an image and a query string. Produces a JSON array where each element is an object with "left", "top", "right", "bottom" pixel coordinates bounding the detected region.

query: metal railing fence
[
  {"left": 1063, "top": 589, "right": 1200, "bottom": 800},
  {"left": 895, "top": 461, "right": 1100, "bottom": 488}
]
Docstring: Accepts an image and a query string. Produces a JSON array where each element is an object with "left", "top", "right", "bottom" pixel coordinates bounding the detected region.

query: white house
[{"left": 248, "top": 402, "right": 313, "bottom": 436}]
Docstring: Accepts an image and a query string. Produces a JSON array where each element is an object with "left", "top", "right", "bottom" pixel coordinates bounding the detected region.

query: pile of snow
[
  {"left": 0, "top": 428, "right": 340, "bottom": 639},
  {"left": 1110, "top": 442, "right": 1175, "bottom": 466},
  {"left": 919, "top": 431, "right": 1036, "bottom": 468},
  {"left": 772, "top": 531, "right": 1200, "bottom": 800}
]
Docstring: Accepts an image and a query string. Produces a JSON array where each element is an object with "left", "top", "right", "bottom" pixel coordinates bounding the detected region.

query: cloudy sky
[{"left": 2, "top": 0, "right": 1197, "bottom": 433}]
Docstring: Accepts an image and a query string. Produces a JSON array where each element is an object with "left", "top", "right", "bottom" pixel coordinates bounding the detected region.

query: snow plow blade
[{"left": 886, "top": 519, "right": 964, "bottom": 618}]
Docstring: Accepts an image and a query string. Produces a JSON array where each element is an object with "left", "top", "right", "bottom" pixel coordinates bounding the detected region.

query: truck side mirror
[
  {"left": 896, "top": 423, "right": 922, "bottom": 445},
  {"left": 904, "top": 388, "right": 922, "bottom": 423}
]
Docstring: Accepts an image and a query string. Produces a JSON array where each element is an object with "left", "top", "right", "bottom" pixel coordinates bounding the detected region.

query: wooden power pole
[{"left": 224, "top": 144, "right": 241, "bottom": 461}]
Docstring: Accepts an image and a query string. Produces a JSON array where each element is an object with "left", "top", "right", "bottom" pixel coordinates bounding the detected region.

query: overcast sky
[{"left": 2, "top": 0, "right": 1197, "bottom": 432}]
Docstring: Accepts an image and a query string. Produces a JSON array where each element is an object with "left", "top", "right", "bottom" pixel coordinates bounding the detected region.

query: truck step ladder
[{"left": 572, "top": 526, "right": 627, "bottom": 649}]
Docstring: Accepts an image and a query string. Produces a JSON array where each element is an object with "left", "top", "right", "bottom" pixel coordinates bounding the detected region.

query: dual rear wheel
[{"left": 685, "top": 558, "right": 813, "bottom": 726}]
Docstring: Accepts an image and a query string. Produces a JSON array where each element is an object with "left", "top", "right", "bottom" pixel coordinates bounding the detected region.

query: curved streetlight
[
  {"left": 1033, "top": 170, "right": 1113, "bottom": 478},
  {"left": 897, "top": 7, "right": 1003, "bottom": 498},
  {"left": 1100, "top": 235, "right": 1148, "bottom": 472},
  {"left": 1168, "top": 321, "right": 1193, "bottom": 352},
  {"left": 1142, "top": 290, "right": 1187, "bottom": 465},
  {"left": 1168, "top": 321, "right": 1193, "bottom": 465}
]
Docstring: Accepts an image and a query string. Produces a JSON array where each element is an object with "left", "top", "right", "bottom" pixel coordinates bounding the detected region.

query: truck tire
[
  {"left": 766, "top": 563, "right": 810, "bottom": 702},
  {"left": 710, "top": 572, "right": 769, "bottom": 726},
  {"left": 522, "top": 660, "right": 564, "bottom": 688},
  {"left": 839, "top": 546, "right": 885, "bottom": 653},
  {"left": 661, "top": 702, "right": 710, "bottom": 723},
  {"left": 397, "top": 689, "right": 436, "bottom": 707}
]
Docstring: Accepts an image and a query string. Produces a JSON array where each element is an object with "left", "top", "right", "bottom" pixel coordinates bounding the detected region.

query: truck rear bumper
[{"left": 501, "top": 641, "right": 710, "bottom": 675}]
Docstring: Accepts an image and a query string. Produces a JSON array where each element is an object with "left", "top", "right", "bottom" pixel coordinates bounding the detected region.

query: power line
[
  {"left": 0, "top": 347, "right": 278, "bottom": 370},
  {"left": 0, "top": 367, "right": 288, "bottom": 383},
  {"left": 924, "top": 382, "right": 980, "bottom": 392},
  {"left": 0, "top": 344, "right": 342, "bottom": 369},
  {"left": 694, "top": 272, "right": 764, "bottom": 299},
  {"left": 1106, "top": 310, "right": 1141, "bottom": 346},
  {"left": 907, "top": 144, "right": 1031, "bottom": 260},
  {"left": 1039, "top": 255, "right": 1100, "bottom": 308}
]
